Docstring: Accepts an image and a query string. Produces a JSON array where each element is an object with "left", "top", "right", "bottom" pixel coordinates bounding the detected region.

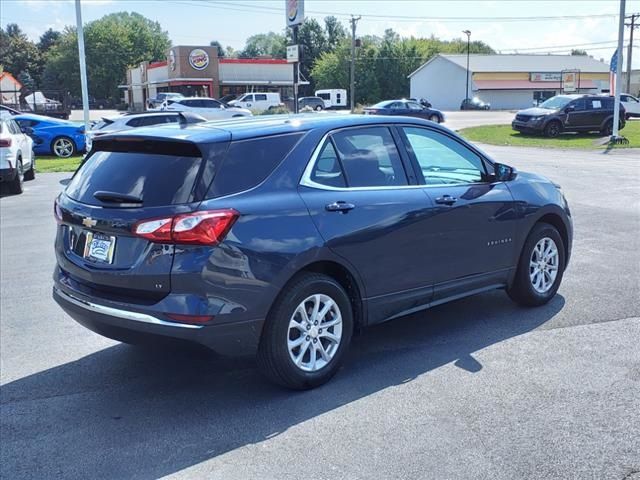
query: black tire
[
  {"left": 507, "top": 222, "right": 565, "bottom": 307},
  {"left": 428, "top": 114, "right": 440, "bottom": 123},
  {"left": 601, "top": 119, "right": 614, "bottom": 136},
  {"left": 544, "top": 121, "right": 562, "bottom": 138},
  {"left": 24, "top": 154, "right": 35, "bottom": 181},
  {"left": 8, "top": 159, "right": 24, "bottom": 194},
  {"left": 315, "top": 105, "right": 323, "bottom": 111},
  {"left": 51, "top": 136, "right": 76, "bottom": 158},
  {"left": 257, "top": 272, "right": 354, "bottom": 389}
]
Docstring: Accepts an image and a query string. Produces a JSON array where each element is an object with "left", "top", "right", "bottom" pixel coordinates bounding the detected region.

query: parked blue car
[
  {"left": 53, "top": 115, "right": 572, "bottom": 389},
  {"left": 364, "top": 99, "right": 445, "bottom": 123},
  {"left": 13, "top": 114, "right": 86, "bottom": 158}
]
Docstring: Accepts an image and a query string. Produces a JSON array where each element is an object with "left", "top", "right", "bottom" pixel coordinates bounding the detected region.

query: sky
[{"left": 2, "top": 0, "right": 640, "bottom": 68}]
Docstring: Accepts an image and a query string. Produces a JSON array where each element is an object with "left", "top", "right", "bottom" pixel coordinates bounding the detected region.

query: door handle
[
  {"left": 435, "top": 195, "right": 458, "bottom": 206},
  {"left": 325, "top": 201, "right": 355, "bottom": 212}
]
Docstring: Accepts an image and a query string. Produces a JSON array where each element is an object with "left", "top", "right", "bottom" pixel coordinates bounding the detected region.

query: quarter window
[
  {"left": 309, "top": 141, "right": 346, "bottom": 188},
  {"left": 402, "top": 127, "right": 486, "bottom": 185}
]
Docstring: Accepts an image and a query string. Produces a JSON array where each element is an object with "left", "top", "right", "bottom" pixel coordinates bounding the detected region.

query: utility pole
[
  {"left": 463, "top": 30, "right": 471, "bottom": 105},
  {"left": 625, "top": 13, "right": 639, "bottom": 93},
  {"left": 613, "top": 0, "right": 626, "bottom": 139},
  {"left": 75, "top": 0, "right": 90, "bottom": 135},
  {"left": 350, "top": 15, "right": 361, "bottom": 112},
  {"left": 293, "top": 25, "right": 299, "bottom": 113}
]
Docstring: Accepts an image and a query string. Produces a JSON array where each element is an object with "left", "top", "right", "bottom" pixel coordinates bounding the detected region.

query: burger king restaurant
[{"left": 122, "top": 45, "right": 295, "bottom": 110}]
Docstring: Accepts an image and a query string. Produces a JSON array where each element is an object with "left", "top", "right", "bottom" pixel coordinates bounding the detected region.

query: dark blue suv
[{"left": 53, "top": 115, "right": 572, "bottom": 389}]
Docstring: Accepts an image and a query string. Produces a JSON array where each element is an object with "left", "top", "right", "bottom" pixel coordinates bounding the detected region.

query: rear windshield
[{"left": 66, "top": 150, "right": 203, "bottom": 207}]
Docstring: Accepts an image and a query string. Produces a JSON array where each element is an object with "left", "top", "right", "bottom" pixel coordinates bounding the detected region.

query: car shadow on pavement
[{"left": 1, "top": 290, "right": 564, "bottom": 479}]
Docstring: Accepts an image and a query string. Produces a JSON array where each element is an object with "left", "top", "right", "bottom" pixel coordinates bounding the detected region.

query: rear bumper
[{"left": 53, "top": 285, "right": 264, "bottom": 356}]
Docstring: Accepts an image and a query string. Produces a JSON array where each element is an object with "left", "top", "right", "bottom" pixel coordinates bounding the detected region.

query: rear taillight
[
  {"left": 0, "top": 138, "right": 12, "bottom": 147},
  {"left": 133, "top": 209, "right": 238, "bottom": 246}
]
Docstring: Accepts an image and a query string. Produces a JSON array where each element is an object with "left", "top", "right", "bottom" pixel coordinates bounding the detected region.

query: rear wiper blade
[{"left": 93, "top": 190, "right": 143, "bottom": 204}]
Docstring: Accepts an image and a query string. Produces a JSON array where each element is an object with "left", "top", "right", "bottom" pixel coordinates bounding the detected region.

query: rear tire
[
  {"left": 315, "top": 105, "right": 323, "bottom": 111},
  {"left": 544, "top": 121, "right": 562, "bottom": 138},
  {"left": 507, "top": 223, "right": 565, "bottom": 307},
  {"left": 257, "top": 272, "right": 354, "bottom": 389},
  {"left": 8, "top": 159, "right": 24, "bottom": 194},
  {"left": 428, "top": 114, "right": 440, "bottom": 123}
]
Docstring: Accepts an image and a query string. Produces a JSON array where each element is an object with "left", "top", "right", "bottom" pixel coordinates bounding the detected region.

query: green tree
[
  {"left": 44, "top": 12, "right": 170, "bottom": 99},
  {"left": 240, "top": 32, "right": 286, "bottom": 58},
  {"left": 209, "top": 40, "right": 226, "bottom": 57},
  {"left": 38, "top": 29, "right": 61, "bottom": 53},
  {"left": 0, "top": 24, "right": 41, "bottom": 85},
  {"left": 324, "top": 16, "right": 346, "bottom": 51}
]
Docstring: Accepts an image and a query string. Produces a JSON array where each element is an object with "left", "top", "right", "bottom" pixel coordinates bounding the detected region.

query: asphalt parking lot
[{"left": 1, "top": 144, "right": 639, "bottom": 480}]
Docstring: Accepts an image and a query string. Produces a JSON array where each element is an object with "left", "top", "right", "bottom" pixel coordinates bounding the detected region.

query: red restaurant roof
[
  {"left": 220, "top": 58, "right": 288, "bottom": 65},
  {"left": 474, "top": 79, "right": 597, "bottom": 90},
  {"left": 148, "top": 61, "right": 168, "bottom": 69}
]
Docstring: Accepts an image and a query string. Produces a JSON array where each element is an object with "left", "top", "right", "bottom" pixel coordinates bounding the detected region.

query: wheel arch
[
  {"left": 534, "top": 212, "right": 570, "bottom": 268},
  {"left": 267, "top": 259, "right": 366, "bottom": 334}
]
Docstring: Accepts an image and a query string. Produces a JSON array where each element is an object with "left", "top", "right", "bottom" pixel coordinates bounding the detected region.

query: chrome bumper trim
[{"left": 54, "top": 287, "right": 203, "bottom": 330}]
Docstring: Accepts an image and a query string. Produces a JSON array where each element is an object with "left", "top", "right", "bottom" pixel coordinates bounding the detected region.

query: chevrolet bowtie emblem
[{"left": 82, "top": 217, "right": 97, "bottom": 228}]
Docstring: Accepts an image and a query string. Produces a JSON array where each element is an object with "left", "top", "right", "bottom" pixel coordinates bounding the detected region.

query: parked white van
[
  {"left": 315, "top": 89, "right": 347, "bottom": 109},
  {"left": 228, "top": 93, "right": 282, "bottom": 112}
]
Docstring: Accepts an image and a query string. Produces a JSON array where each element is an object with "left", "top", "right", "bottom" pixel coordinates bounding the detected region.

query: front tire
[
  {"left": 24, "top": 154, "right": 35, "bottom": 181},
  {"left": 507, "top": 223, "right": 565, "bottom": 307},
  {"left": 544, "top": 121, "right": 562, "bottom": 138},
  {"left": 257, "top": 273, "right": 354, "bottom": 389},
  {"left": 8, "top": 159, "right": 24, "bottom": 194}
]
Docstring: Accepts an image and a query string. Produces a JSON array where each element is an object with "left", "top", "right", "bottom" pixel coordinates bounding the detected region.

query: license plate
[{"left": 83, "top": 232, "right": 116, "bottom": 264}]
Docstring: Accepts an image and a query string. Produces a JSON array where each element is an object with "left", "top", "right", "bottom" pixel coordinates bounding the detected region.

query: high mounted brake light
[{"left": 133, "top": 209, "right": 238, "bottom": 246}]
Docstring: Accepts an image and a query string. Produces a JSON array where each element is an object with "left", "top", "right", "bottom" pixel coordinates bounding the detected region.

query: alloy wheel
[
  {"left": 287, "top": 294, "right": 343, "bottom": 372},
  {"left": 529, "top": 237, "right": 559, "bottom": 294},
  {"left": 53, "top": 138, "right": 74, "bottom": 158}
]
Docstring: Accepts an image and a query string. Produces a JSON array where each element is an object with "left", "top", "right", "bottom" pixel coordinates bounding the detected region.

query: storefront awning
[{"left": 474, "top": 80, "right": 597, "bottom": 90}]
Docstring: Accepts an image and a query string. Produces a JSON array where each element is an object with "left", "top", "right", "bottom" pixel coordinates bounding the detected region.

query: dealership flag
[{"left": 609, "top": 49, "right": 618, "bottom": 93}]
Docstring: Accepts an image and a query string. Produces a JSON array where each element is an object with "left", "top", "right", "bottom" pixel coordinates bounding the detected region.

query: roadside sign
[
  {"left": 561, "top": 70, "right": 580, "bottom": 93},
  {"left": 286, "top": 0, "right": 304, "bottom": 27},
  {"left": 286, "top": 45, "right": 299, "bottom": 63}
]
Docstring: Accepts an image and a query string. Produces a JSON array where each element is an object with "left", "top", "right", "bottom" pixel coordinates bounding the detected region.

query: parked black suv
[
  {"left": 512, "top": 94, "right": 625, "bottom": 137},
  {"left": 298, "top": 96, "right": 325, "bottom": 111}
]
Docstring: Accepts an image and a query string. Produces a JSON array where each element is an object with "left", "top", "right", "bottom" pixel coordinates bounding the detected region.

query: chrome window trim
[
  {"left": 299, "top": 127, "right": 492, "bottom": 192},
  {"left": 54, "top": 287, "right": 203, "bottom": 330}
]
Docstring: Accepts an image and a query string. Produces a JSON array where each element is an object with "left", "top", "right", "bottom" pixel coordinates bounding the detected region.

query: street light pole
[
  {"left": 75, "top": 0, "right": 90, "bottom": 135},
  {"left": 463, "top": 30, "right": 471, "bottom": 105}
]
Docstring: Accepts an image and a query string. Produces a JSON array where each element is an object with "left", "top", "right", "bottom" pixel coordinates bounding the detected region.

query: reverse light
[{"left": 133, "top": 209, "right": 238, "bottom": 246}]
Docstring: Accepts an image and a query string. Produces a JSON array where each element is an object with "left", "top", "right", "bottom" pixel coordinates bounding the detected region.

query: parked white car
[
  {"left": 86, "top": 111, "right": 207, "bottom": 151},
  {"left": 0, "top": 112, "right": 35, "bottom": 194},
  {"left": 227, "top": 92, "right": 282, "bottom": 112},
  {"left": 162, "top": 97, "right": 252, "bottom": 120},
  {"left": 315, "top": 89, "right": 348, "bottom": 109},
  {"left": 621, "top": 93, "right": 640, "bottom": 118}
]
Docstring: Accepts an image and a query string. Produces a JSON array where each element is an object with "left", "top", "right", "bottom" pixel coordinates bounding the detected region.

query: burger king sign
[{"left": 188, "top": 49, "right": 210, "bottom": 71}]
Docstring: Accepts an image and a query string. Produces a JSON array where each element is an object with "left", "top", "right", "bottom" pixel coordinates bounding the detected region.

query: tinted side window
[
  {"left": 201, "top": 100, "right": 221, "bottom": 108},
  {"left": 208, "top": 133, "right": 304, "bottom": 198},
  {"left": 126, "top": 118, "right": 142, "bottom": 127},
  {"left": 331, "top": 127, "right": 408, "bottom": 187},
  {"left": 243, "top": 95, "right": 254, "bottom": 102},
  {"left": 255, "top": 94, "right": 267, "bottom": 101},
  {"left": 402, "top": 127, "right": 485, "bottom": 185},
  {"left": 309, "top": 141, "right": 346, "bottom": 188},
  {"left": 572, "top": 99, "right": 587, "bottom": 111}
]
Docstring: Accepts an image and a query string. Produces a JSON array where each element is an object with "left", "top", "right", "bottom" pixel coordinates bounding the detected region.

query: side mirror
[
  {"left": 564, "top": 105, "right": 575, "bottom": 113},
  {"left": 494, "top": 162, "right": 517, "bottom": 182}
]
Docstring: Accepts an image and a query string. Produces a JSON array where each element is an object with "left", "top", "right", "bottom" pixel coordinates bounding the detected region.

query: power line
[{"left": 172, "top": 0, "right": 621, "bottom": 24}]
